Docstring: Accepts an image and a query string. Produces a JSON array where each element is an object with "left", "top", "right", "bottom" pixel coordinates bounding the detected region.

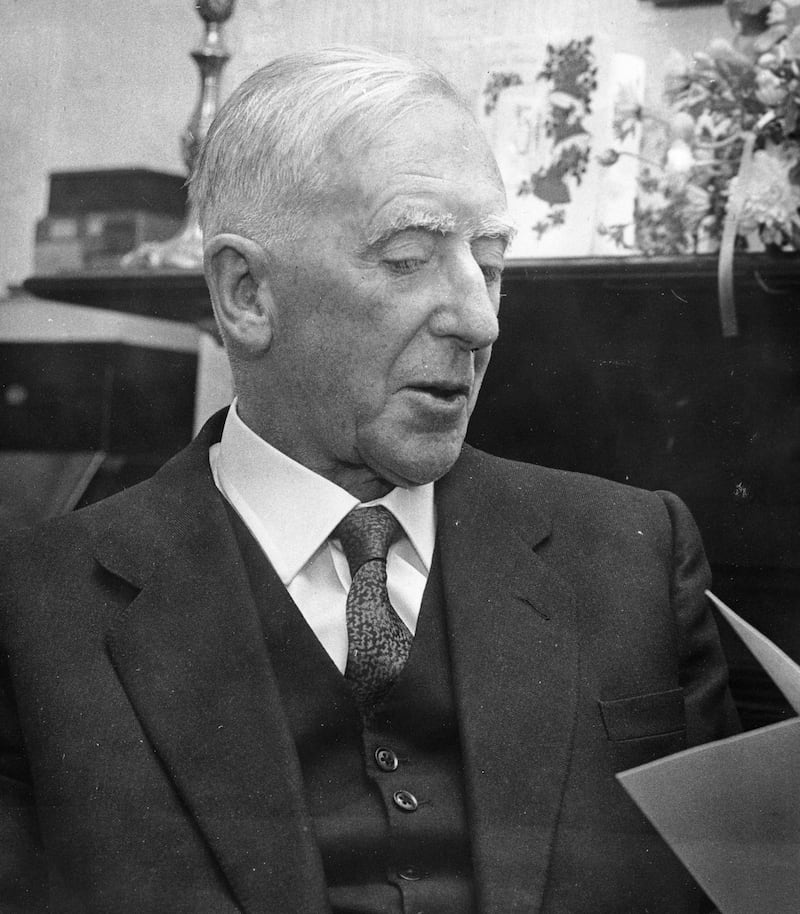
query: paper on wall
[{"left": 477, "top": 45, "right": 644, "bottom": 258}]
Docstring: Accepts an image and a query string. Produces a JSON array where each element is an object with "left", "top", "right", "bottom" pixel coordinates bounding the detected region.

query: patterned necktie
[{"left": 335, "top": 505, "right": 412, "bottom": 714}]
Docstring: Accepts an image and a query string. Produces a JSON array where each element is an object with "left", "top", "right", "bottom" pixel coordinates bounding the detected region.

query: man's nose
[{"left": 429, "top": 250, "right": 500, "bottom": 351}]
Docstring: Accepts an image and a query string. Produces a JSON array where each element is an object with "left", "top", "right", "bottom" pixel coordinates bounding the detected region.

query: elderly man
[{"left": 1, "top": 47, "right": 737, "bottom": 913}]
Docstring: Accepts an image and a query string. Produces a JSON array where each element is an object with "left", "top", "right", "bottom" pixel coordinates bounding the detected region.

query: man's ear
[{"left": 203, "top": 233, "right": 275, "bottom": 354}]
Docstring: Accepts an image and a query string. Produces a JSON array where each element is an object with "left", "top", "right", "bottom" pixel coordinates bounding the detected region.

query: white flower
[
  {"left": 755, "top": 67, "right": 789, "bottom": 104},
  {"left": 763, "top": 0, "right": 800, "bottom": 48},
  {"left": 730, "top": 143, "right": 800, "bottom": 234},
  {"left": 757, "top": 51, "right": 781, "bottom": 67},
  {"left": 666, "top": 139, "right": 696, "bottom": 175},
  {"left": 663, "top": 140, "right": 697, "bottom": 192},
  {"left": 771, "top": 0, "right": 800, "bottom": 23},
  {"left": 769, "top": 2, "right": 788, "bottom": 25}
]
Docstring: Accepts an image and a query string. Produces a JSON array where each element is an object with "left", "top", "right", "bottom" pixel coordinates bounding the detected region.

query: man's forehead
[{"left": 365, "top": 204, "right": 517, "bottom": 248}]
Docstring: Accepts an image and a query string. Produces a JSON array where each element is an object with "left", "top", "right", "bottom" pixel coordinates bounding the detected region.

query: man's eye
[
  {"left": 480, "top": 264, "right": 503, "bottom": 285},
  {"left": 385, "top": 258, "right": 425, "bottom": 275}
]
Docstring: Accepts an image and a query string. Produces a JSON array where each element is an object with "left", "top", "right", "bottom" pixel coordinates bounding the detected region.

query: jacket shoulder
[
  {"left": 0, "top": 413, "right": 227, "bottom": 604},
  {"left": 455, "top": 445, "right": 673, "bottom": 519},
  {"left": 1, "top": 408, "right": 228, "bottom": 562}
]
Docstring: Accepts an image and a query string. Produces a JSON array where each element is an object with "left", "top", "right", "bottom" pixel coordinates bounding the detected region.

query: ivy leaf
[{"left": 532, "top": 168, "right": 572, "bottom": 205}]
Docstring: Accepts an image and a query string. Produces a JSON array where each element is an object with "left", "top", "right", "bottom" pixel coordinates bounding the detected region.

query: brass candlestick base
[{"left": 123, "top": 0, "right": 236, "bottom": 270}]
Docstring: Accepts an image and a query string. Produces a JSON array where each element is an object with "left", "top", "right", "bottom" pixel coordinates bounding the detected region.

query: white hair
[{"left": 189, "top": 46, "right": 472, "bottom": 247}]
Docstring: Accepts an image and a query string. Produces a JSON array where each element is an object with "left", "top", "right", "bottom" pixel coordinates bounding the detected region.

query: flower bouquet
[{"left": 599, "top": 0, "right": 800, "bottom": 256}]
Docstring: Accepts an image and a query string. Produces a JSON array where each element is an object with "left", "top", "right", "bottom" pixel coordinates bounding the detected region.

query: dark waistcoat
[{"left": 230, "top": 512, "right": 476, "bottom": 914}]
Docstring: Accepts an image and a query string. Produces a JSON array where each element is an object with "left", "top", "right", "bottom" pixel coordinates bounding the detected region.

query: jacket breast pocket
[{"left": 598, "top": 688, "right": 685, "bottom": 742}]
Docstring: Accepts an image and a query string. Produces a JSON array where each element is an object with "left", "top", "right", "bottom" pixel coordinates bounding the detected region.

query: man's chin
[{"left": 368, "top": 436, "right": 465, "bottom": 489}]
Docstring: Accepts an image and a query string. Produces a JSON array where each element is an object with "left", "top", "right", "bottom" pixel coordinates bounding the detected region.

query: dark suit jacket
[{"left": 0, "top": 410, "right": 738, "bottom": 913}]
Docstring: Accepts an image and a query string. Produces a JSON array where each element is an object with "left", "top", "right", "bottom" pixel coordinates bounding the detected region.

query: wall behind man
[{"left": 2, "top": 0, "right": 729, "bottom": 293}]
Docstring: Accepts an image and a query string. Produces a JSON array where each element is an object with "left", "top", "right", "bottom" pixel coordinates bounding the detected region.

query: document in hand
[{"left": 617, "top": 590, "right": 800, "bottom": 914}]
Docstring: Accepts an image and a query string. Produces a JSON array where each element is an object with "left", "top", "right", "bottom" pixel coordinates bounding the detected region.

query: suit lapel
[
  {"left": 97, "top": 415, "right": 330, "bottom": 914},
  {"left": 90, "top": 420, "right": 577, "bottom": 913},
  {"left": 436, "top": 448, "right": 579, "bottom": 914}
]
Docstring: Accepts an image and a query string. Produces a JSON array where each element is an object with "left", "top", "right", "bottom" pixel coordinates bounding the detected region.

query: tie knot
[{"left": 335, "top": 506, "right": 400, "bottom": 576}]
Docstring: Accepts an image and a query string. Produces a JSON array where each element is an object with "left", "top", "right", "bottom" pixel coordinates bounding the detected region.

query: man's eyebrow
[
  {"left": 467, "top": 215, "right": 518, "bottom": 247},
  {"left": 364, "top": 208, "right": 517, "bottom": 249},
  {"left": 364, "top": 208, "right": 457, "bottom": 248}
]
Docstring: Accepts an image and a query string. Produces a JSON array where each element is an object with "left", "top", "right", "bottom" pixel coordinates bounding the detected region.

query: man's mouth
[{"left": 407, "top": 382, "right": 471, "bottom": 403}]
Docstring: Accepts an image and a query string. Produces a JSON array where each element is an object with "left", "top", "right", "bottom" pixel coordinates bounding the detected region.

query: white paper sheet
[
  {"left": 617, "top": 591, "right": 800, "bottom": 914},
  {"left": 705, "top": 590, "right": 800, "bottom": 714}
]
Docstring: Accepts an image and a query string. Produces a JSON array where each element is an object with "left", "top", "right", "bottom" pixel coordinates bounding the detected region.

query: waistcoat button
[
  {"left": 393, "top": 789, "right": 419, "bottom": 812},
  {"left": 375, "top": 747, "right": 399, "bottom": 771},
  {"left": 398, "top": 866, "right": 423, "bottom": 881}
]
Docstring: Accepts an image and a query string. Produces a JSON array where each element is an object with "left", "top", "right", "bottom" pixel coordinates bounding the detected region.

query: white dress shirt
[{"left": 209, "top": 402, "right": 436, "bottom": 672}]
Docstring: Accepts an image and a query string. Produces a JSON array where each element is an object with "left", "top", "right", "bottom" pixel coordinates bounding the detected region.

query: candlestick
[{"left": 123, "top": 0, "right": 236, "bottom": 270}]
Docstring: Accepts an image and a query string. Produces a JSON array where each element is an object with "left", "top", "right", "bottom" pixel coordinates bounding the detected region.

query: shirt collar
[{"left": 213, "top": 403, "right": 435, "bottom": 585}]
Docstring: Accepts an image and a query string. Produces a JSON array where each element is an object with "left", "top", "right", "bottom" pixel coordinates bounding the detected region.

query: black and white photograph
[{"left": 1, "top": 1, "right": 798, "bottom": 911}]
